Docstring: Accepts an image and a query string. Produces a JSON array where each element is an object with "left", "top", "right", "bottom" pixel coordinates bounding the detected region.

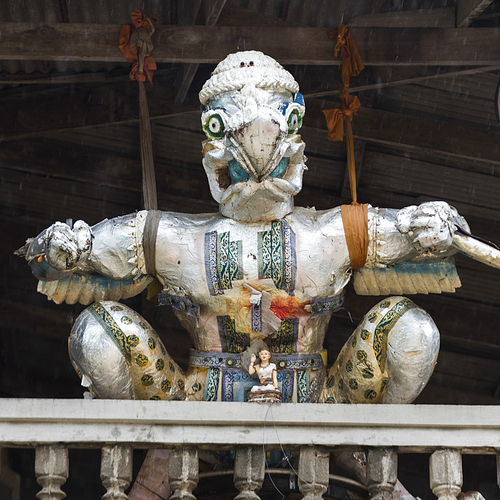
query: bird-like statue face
[{"left": 199, "top": 51, "right": 307, "bottom": 222}]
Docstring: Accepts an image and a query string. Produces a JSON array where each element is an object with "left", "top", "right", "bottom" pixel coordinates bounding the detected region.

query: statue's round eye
[
  {"left": 203, "top": 113, "right": 225, "bottom": 139},
  {"left": 287, "top": 109, "right": 302, "bottom": 134}
]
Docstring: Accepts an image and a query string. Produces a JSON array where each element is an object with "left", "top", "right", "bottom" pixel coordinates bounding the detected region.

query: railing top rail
[{"left": 1, "top": 399, "right": 499, "bottom": 452}]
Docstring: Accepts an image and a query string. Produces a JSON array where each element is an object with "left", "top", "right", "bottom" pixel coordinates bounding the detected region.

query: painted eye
[
  {"left": 287, "top": 109, "right": 302, "bottom": 134},
  {"left": 203, "top": 113, "right": 225, "bottom": 139}
]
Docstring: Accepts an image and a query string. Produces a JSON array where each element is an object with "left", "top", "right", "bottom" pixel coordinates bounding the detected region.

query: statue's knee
[
  {"left": 69, "top": 303, "right": 135, "bottom": 399},
  {"left": 379, "top": 297, "right": 439, "bottom": 404},
  {"left": 69, "top": 301, "right": 185, "bottom": 401},
  {"left": 320, "top": 296, "right": 439, "bottom": 405}
]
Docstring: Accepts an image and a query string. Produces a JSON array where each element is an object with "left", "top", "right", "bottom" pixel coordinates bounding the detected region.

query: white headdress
[{"left": 199, "top": 50, "right": 299, "bottom": 105}]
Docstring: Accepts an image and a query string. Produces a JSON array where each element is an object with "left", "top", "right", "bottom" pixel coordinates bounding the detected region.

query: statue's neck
[{"left": 220, "top": 198, "right": 294, "bottom": 222}]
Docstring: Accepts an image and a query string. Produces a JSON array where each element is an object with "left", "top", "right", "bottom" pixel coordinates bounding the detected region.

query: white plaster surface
[{"left": 0, "top": 400, "right": 499, "bottom": 451}]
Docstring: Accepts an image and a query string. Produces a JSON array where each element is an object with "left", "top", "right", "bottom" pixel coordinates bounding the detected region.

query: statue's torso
[{"left": 155, "top": 206, "right": 351, "bottom": 355}]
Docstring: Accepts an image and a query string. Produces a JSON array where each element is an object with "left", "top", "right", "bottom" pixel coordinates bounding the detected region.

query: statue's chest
[
  {"left": 156, "top": 217, "right": 347, "bottom": 306},
  {"left": 203, "top": 219, "right": 296, "bottom": 296}
]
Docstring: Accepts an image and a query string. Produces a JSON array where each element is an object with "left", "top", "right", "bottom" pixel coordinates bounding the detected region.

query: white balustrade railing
[{"left": 1, "top": 399, "right": 499, "bottom": 500}]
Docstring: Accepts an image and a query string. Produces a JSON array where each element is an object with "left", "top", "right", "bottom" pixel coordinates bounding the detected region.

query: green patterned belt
[{"left": 189, "top": 349, "right": 325, "bottom": 371}]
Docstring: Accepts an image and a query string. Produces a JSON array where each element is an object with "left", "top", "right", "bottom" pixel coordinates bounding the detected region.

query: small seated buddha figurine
[{"left": 247, "top": 348, "right": 282, "bottom": 403}]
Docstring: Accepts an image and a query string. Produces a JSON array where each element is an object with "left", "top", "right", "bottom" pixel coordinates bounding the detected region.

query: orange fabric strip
[
  {"left": 322, "top": 95, "right": 361, "bottom": 142},
  {"left": 118, "top": 9, "right": 157, "bottom": 84},
  {"left": 341, "top": 203, "right": 369, "bottom": 271},
  {"left": 118, "top": 24, "right": 131, "bottom": 53},
  {"left": 335, "top": 24, "right": 365, "bottom": 91},
  {"left": 344, "top": 119, "right": 357, "bottom": 204}
]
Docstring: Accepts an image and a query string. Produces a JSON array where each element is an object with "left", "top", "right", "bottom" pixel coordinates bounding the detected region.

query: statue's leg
[
  {"left": 319, "top": 296, "right": 439, "bottom": 404},
  {"left": 321, "top": 297, "right": 439, "bottom": 499},
  {"left": 69, "top": 301, "right": 185, "bottom": 401}
]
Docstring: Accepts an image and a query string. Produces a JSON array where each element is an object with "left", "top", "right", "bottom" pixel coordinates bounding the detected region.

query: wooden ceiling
[{"left": 1, "top": 0, "right": 500, "bottom": 497}]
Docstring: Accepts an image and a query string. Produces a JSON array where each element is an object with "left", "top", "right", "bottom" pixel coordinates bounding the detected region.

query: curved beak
[{"left": 226, "top": 106, "right": 287, "bottom": 182}]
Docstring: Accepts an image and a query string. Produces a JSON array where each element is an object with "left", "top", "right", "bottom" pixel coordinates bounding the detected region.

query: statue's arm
[
  {"left": 367, "top": 201, "right": 470, "bottom": 267},
  {"left": 18, "top": 211, "right": 151, "bottom": 282}
]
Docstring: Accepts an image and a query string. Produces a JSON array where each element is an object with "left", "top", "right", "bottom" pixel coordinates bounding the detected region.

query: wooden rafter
[
  {"left": 174, "top": 0, "right": 227, "bottom": 105},
  {"left": 306, "top": 65, "right": 500, "bottom": 98},
  {"left": 348, "top": 7, "right": 455, "bottom": 27},
  {"left": 303, "top": 101, "right": 500, "bottom": 166},
  {"left": 457, "top": 0, "right": 496, "bottom": 26},
  {"left": 0, "top": 82, "right": 498, "bottom": 168},
  {"left": 0, "top": 24, "right": 499, "bottom": 66}
]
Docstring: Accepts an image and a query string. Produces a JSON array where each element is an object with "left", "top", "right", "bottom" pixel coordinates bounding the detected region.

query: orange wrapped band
[
  {"left": 324, "top": 24, "right": 368, "bottom": 270},
  {"left": 341, "top": 203, "right": 368, "bottom": 271}
]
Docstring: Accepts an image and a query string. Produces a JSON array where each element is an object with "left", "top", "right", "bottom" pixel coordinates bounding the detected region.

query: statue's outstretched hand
[
  {"left": 397, "top": 201, "right": 468, "bottom": 254},
  {"left": 27, "top": 221, "right": 93, "bottom": 271}
]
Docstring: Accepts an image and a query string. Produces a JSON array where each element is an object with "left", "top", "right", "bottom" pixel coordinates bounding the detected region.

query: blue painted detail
[
  {"left": 157, "top": 293, "right": 200, "bottom": 319},
  {"left": 222, "top": 369, "right": 234, "bottom": 401},
  {"left": 251, "top": 302, "right": 262, "bottom": 332},
  {"left": 294, "top": 92, "right": 305, "bottom": 106},
  {"left": 31, "top": 259, "right": 72, "bottom": 281},
  {"left": 204, "top": 231, "right": 223, "bottom": 296},
  {"left": 228, "top": 159, "right": 251, "bottom": 184},
  {"left": 269, "top": 157, "right": 290, "bottom": 178},
  {"left": 310, "top": 290, "right": 346, "bottom": 318},
  {"left": 281, "top": 218, "right": 297, "bottom": 296},
  {"left": 279, "top": 102, "right": 290, "bottom": 115}
]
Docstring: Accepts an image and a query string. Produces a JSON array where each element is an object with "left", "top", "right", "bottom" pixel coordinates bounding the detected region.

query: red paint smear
[{"left": 270, "top": 296, "right": 308, "bottom": 320}]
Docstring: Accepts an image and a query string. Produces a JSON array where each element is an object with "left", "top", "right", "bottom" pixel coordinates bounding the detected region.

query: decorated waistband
[{"left": 189, "top": 349, "right": 326, "bottom": 371}]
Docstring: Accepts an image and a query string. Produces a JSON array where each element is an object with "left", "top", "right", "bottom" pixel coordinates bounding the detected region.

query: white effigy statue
[{"left": 17, "top": 51, "right": 500, "bottom": 409}]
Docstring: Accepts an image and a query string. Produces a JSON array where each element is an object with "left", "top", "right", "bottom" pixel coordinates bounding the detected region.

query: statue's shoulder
[
  {"left": 158, "top": 210, "right": 224, "bottom": 228},
  {"left": 289, "top": 206, "right": 342, "bottom": 228}
]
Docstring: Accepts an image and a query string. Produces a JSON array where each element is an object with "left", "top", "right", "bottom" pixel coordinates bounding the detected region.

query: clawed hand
[
  {"left": 397, "top": 202, "right": 468, "bottom": 254},
  {"left": 45, "top": 221, "right": 93, "bottom": 270}
]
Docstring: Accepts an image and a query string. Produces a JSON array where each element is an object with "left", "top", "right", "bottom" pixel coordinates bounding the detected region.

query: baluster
[
  {"left": 35, "top": 444, "right": 69, "bottom": 500},
  {"left": 169, "top": 446, "right": 199, "bottom": 500},
  {"left": 366, "top": 447, "right": 398, "bottom": 500},
  {"left": 233, "top": 445, "right": 265, "bottom": 500},
  {"left": 429, "top": 449, "right": 462, "bottom": 500},
  {"left": 497, "top": 450, "right": 500, "bottom": 490},
  {"left": 100, "top": 444, "right": 133, "bottom": 500},
  {"left": 298, "top": 446, "right": 330, "bottom": 500}
]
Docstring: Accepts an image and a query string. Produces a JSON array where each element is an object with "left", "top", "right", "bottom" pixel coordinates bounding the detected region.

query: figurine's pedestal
[{"left": 247, "top": 390, "right": 282, "bottom": 403}]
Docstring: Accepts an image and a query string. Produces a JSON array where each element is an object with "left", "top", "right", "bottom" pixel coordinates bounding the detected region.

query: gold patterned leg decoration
[
  {"left": 319, "top": 296, "right": 438, "bottom": 404},
  {"left": 69, "top": 301, "right": 185, "bottom": 401},
  {"left": 184, "top": 367, "right": 209, "bottom": 401}
]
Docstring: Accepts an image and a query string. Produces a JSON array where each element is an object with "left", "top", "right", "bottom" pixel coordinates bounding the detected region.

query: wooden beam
[
  {"left": 457, "top": 0, "right": 495, "bottom": 27},
  {"left": 0, "top": 71, "right": 129, "bottom": 85},
  {"left": 0, "top": 83, "right": 182, "bottom": 142},
  {"left": 0, "top": 24, "right": 499, "bottom": 66},
  {"left": 348, "top": 8, "right": 455, "bottom": 28},
  {"left": 305, "top": 65, "right": 500, "bottom": 98},
  {"left": 1, "top": 78, "right": 498, "bottom": 168},
  {"left": 174, "top": 0, "right": 226, "bottom": 105},
  {"left": 0, "top": 67, "right": 176, "bottom": 85},
  {"left": 174, "top": 63, "right": 199, "bottom": 105},
  {"left": 304, "top": 100, "right": 500, "bottom": 166},
  {"left": 204, "top": 0, "right": 227, "bottom": 27}
]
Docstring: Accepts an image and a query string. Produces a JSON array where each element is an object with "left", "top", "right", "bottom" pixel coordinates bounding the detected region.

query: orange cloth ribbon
[
  {"left": 334, "top": 24, "right": 364, "bottom": 92},
  {"left": 322, "top": 95, "right": 361, "bottom": 142},
  {"left": 341, "top": 203, "right": 369, "bottom": 271},
  {"left": 325, "top": 24, "right": 368, "bottom": 270},
  {"left": 119, "top": 8, "right": 158, "bottom": 84}
]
